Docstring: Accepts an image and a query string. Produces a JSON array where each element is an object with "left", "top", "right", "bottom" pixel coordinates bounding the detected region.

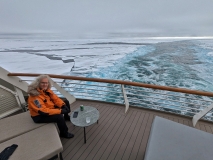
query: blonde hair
[{"left": 27, "top": 75, "right": 52, "bottom": 95}]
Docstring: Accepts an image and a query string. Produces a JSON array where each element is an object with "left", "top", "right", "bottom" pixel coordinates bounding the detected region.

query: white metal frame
[
  {"left": 0, "top": 67, "right": 29, "bottom": 92},
  {"left": 0, "top": 85, "right": 22, "bottom": 119},
  {"left": 14, "top": 87, "right": 26, "bottom": 105}
]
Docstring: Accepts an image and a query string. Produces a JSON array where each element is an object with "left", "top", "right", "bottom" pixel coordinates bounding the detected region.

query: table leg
[
  {"left": 84, "top": 127, "right": 86, "bottom": 143},
  {"left": 59, "top": 152, "right": 63, "bottom": 160}
]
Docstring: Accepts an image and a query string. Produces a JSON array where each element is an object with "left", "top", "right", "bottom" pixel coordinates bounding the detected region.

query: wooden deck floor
[{"left": 60, "top": 100, "right": 213, "bottom": 160}]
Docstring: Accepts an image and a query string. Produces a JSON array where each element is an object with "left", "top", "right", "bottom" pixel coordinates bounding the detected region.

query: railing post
[
  {"left": 121, "top": 84, "right": 129, "bottom": 113},
  {"left": 50, "top": 78, "right": 76, "bottom": 104},
  {"left": 192, "top": 103, "right": 213, "bottom": 127}
]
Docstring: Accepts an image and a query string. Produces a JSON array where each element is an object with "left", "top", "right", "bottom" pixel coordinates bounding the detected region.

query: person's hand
[
  {"left": 61, "top": 105, "right": 70, "bottom": 112},
  {"left": 61, "top": 106, "right": 69, "bottom": 114}
]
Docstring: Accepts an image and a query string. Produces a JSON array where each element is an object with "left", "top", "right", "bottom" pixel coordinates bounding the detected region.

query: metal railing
[{"left": 16, "top": 75, "right": 213, "bottom": 122}]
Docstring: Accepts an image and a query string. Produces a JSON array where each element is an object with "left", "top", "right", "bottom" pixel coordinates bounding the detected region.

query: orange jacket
[{"left": 28, "top": 88, "right": 65, "bottom": 117}]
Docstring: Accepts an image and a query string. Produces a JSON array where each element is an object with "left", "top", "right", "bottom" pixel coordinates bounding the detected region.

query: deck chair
[{"left": 0, "top": 85, "right": 24, "bottom": 119}]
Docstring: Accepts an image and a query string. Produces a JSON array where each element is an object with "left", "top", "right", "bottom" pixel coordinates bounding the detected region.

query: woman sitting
[{"left": 27, "top": 75, "right": 74, "bottom": 138}]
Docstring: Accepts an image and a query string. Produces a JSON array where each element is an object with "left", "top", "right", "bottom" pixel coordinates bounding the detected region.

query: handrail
[{"left": 8, "top": 72, "right": 213, "bottom": 97}]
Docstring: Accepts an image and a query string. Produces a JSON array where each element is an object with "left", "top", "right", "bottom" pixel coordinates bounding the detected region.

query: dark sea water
[
  {"left": 85, "top": 40, "right": 213, "bottom": 92},
  {"left": 1, "top": 35, "right": 213, "bottom": 116}
]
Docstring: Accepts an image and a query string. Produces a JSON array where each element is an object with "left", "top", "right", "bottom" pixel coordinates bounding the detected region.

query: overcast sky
[{"left": 0, "top": 0, "right": 213, "bottom": 37}]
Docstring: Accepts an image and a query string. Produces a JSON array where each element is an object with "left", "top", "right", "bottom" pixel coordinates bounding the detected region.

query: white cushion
[
  {"left": 0, "top": 123, "right": 63, "bottom": 160},
  {"left": 144, "top": 116, "right": 213, "bottom": 160},
  {"left": 0, "top": 111, "right": 46, "bottom": 143}
]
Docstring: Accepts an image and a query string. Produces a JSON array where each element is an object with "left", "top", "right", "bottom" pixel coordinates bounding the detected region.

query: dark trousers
[
  {"left": 31, "top": 99, "right": 71, "bottom": 135},
  {"left": 63, "top": 99, "right": 71, "bottom": 118},
  {"left": 32, "top": 114, "right": 68, "bottom": 134}
]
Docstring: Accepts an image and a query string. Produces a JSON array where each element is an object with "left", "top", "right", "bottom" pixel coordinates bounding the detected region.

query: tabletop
[{"left": 70, "top": 106, "right": 99, "bottom": 127}]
